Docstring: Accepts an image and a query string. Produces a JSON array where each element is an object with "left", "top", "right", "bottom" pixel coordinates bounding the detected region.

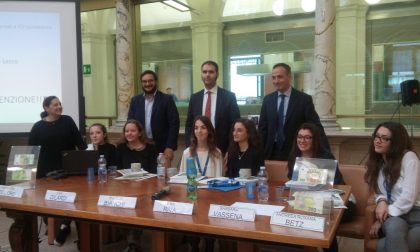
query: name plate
[
  {"left": 153, "top": 200, "right": 194, "bottom": 215},
  {"left": 270, "top": 212, "right": 325, "bottom": 232},
  {"left": 208, "top": 204, "right": 255, "bottom": 222},
  {"left": 0, "top": 185, "right": 24, "bottom": 198},
  {"left": 45, "top": 190, "right": 76, "bottom": 203},
  {"left": 97, "top": 195, "right": 137, "bottom": 209}
]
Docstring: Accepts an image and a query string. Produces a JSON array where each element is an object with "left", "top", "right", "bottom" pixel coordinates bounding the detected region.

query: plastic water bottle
[
  {"left": 257, "top": 166, "right": 269, "bottom": 201},
  {"left": 98, "top": 155, "right": 107, "bottom": 183},
  {"left": 186, "top": 157, "right": 198, "bottom": 201},
  {"left": 157, "top": 153, "right": 166, "bottom": 179}
]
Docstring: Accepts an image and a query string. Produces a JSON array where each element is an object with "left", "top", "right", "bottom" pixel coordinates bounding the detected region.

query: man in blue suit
[
  {"left": 258, "top": 63, "right": 329, "bottom": 160},
  {"left": 185, "top": 60, "right": 240, "bottom": 154},
  {"left": 128, "top": 70, "right": 180, "bottom": 166}
]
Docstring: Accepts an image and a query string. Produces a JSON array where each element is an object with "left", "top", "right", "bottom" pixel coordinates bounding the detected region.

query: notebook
[{"left": 61, "top": 150, "right": 99, "bottom": 175}]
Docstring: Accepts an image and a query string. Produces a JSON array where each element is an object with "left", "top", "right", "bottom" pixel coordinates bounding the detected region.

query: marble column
[
  {"left": 115, "top": 0, "right": 135, "bottom": 126},
  {"left": 313, "top": 0, "right": 339, "bottom": 129},
  {"left": 189, "top": 0, "right": 225, "bottom": 92}
]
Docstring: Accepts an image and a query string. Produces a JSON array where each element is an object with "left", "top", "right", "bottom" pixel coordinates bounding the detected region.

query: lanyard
[
  {"left": 383, "top": 179, "right": 393, "bottom": 204},
  {"left": 195, "top": 154, "right": 210, "bottom": 176}
]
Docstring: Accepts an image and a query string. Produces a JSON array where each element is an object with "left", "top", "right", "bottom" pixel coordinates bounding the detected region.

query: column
[
  {"left": 336, "top": 1, "right": 368, "bottom": 129},
  {"left": 313, "top": 0, "right": 339, "bottom": 129},
  {"left": 189, "top": 0, "right": 225, "bottom": 92},
  {"left": 115, "top": 0, "right": 135, "bottom": 126}
]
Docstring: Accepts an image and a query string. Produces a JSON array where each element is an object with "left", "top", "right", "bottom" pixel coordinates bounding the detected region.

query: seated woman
[
  {"left": 180, "top": 116, "right": 223, "bottom": 177},
  {"left": 87, "top": 123, "right": 116, "bottom": 166},
  {"left": 365, "top": 122, "right": 420, "bottom": 252},
  {"left": 225, "top": 118, "right": 264, "bottom": 178},
  {"left": 116, "top": 119, "right": 157, "bottom": 173},
  {"left": 287, "top": 122, "right": 344, "bottom": 184},
  {"left": 287, "top": 123, "right": 349, "bottom": 252}
]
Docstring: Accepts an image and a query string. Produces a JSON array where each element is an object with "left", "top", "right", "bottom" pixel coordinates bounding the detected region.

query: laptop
[{"left": 61, "top": 150, "right": 99, "bottom": 176}]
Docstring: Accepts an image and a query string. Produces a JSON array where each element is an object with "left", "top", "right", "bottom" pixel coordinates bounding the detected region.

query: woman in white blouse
[
  {"left": 180, "top": 116, "right": 223, "bottom": 177},
  {"left": 365, "top": 121, "right": 420, "bottom": 252}
]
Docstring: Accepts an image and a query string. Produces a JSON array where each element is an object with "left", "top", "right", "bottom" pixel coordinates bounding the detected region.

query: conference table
[{"left": 0, "top": 176, "right": 350, "bottom": 252}]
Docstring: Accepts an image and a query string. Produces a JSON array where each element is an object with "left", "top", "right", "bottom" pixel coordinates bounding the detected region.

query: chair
[
  {"left": 264, "top": 160, "right": 288, "bottom": 182},
  {"left": 336, "top": 164, "right": 373, "bottom": 240}
]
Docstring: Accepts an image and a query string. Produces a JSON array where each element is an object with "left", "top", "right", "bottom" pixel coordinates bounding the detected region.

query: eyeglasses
[
  {"left": 297, "top": 135, "right": 313, "bottom": 141},
  {"left": 372, "top": 134, "right": 391, "bottom": 143},
  {"left": 141, "top": 79, "right": 155, "bottom": 84}
]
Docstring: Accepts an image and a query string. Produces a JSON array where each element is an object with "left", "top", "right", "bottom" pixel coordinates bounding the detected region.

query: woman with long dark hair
[
  {"left": 225, "top": 118, "right": 264, "bottom": 178},
  {"left": 179, "top": 116, "right": 223, "bottom": 177},
  {"left": 87, "top": 123, "right": 116, "bottom": 166},
  {"left": 365, "top": 122, "right": 420, "bottom": 252}
]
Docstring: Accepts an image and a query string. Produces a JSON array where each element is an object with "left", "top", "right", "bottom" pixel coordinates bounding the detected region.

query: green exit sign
[{"left": 83, "top": 64, "right": 91, "bottom": 75}]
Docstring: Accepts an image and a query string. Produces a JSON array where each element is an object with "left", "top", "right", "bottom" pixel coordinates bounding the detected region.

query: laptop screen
[{"left": 61, "top": 150, "right": 99, "bottom": 175}]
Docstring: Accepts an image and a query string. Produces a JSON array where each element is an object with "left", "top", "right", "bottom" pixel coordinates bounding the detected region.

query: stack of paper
[{"left": 168, "top": 173, "right": 205, "bottom": 184}]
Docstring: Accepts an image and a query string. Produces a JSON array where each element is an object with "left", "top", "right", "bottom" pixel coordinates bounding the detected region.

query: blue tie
[{"left": 277, "top": 94, "right": 286, "bottom": 145}]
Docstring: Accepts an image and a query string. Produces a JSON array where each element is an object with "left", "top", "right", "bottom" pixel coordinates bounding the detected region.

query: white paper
[
  {"left": 168, "top": 173, "right": 205, "bottom": 184},
  {"left": 45, "top": 190, "right": 76, "bottom": 203},
  {"left": 209, "top": 204, "right": 255, "bottom": 222},
  {"left": 97, "top": 195, "right": 137, "bottom": 209},
  {"left": 153, "top": 200, "right": 194, "bottom": 215},
  {"left": 231, "top": 202, "right": 284, "bottom": 216},
  {"left": 270, "top": 211, "right": 325, "bottom": 232},
  {"left": 0, "top": 185, "right": 24, "bottom": 198}
]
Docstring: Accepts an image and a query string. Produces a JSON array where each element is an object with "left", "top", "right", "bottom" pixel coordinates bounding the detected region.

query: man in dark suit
[
  {"left": 128, "top": 70, "right": 180, "bottom": 166},
  {"left": 259, "top": 63, "right": 328, "bottom": 160},
  {"left": 185, "top": 60, "right": 240, "bottom": 154}
]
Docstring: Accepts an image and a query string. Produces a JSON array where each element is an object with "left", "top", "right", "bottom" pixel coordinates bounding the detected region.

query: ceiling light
[
  {"left": 161, "top": 0, "right": 192, "bottom": 12},
  {"left": 272, "top": 0, "right": 284, "bottom": 16},
  {"left": 365, "top": 0, "right": 381, "bottom": 4},
  {"left": 301, "top": 0, "right": 316, "bottom": 12}
]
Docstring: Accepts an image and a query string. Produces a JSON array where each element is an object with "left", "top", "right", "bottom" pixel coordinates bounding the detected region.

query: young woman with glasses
[
  {"left": 365, "top": 121, "right": 420, "bottom": 252},
  {"left": 287, "top": 123, "right": 348, "bottom": 252}
]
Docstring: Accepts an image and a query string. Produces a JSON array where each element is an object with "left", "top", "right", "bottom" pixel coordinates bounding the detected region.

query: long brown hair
[
  {"left": 189, "top": 116, "right": 220, "bottom": 159},
  {"left": 120, "top": 119, "right": 149, "bottom": 144},
  {"left": 365, "top": 122, "right": 414, "bottom": 192},
  {"left": 227, "top": 118, "right": 262, "bottom": 158},
  {"left": 289, "top": 122, "right": 322, "bottom": 159},
  {"left": 89, "top": 123, "right": 109, "bottom": 143}
]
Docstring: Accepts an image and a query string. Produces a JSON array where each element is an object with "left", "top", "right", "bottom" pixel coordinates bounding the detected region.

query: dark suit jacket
[
  {"left": 128, "top": 90, "right": 180, "bottom": 152},
  {"left": 185, "top": 87, "right": 240, "bottom": 153},
  {"left": 258, "top": 88, "right": 329, "bottom": 160}
]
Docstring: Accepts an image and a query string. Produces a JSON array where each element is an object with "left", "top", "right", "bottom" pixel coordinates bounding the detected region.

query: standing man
[
  {"left": 185, "top": 60, "right": 240, "bottom": 154},
  {"left": 259, "top": 63, "right": 329, "bottom": 160},
  {"left": 128, "top": 70, "right": 180, "bottom": 166}
]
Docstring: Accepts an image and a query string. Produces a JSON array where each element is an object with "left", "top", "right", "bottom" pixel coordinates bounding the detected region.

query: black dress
[
  {"left": 28, "top": 115, "right": 86, "bottom": 178},
  {"left": 226, "top": 146, "right": 264, "bottom": 178},
  {"left": 97, "top": 143, "right": 117, "bottom": 166},
  {"left": 116, "top": 143, "right": 158, "bottom": 173}
]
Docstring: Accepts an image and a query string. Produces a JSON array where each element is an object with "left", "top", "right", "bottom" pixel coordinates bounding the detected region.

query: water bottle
[
  {"left": 186, "top": 157, "right": 198, "bottom": 201},
  {"left": 157, "top": 153, "right": 166, "bottom": 179},
  {"left": 98, "top": 155, "right": 107, "bottom": 183},
  {"left": 257, "top": 166, "right": 269, "bottom": 201}
]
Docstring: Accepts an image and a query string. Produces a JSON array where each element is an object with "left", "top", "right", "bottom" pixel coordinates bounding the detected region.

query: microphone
[{"left": 151, "top": 186, "right": 171, "bottom": 200}]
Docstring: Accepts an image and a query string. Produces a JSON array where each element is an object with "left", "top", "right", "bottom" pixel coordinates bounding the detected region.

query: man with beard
[
  {"left": 185, "top": 60, "right": 240, "bottom": 154},
  {"left": 128, "top": 70, "right": 180, "bottom": 167}
]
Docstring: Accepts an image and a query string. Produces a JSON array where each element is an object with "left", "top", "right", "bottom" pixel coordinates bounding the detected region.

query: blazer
[
  {"left": 258, "top": 88, "right": 329, "bottom": 160},
  {"left": 185, "top": 86, "right": 240, "bottom": 153},
  {"left": 128, "top": 90, "right": 180, "bottom": 152}
]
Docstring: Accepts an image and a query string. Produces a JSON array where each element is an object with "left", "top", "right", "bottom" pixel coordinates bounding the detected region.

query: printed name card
[
  {"left": 208, "top": 204, "right": 255, "bottom": 222},
  {"left": 270, "top": 212, "right": 325, "bottom": 232},
  {"left": 153, "top": 200, "right": 194, "bottom": 215},
  {"left": 45, "top": 190, "right": 76, "bottom": 203},
  {"left": 97, "top": 195, "right": 137, "bottom": 209},
  {"left": 0, "top": 185, "right": 24, "bottom": 198}
]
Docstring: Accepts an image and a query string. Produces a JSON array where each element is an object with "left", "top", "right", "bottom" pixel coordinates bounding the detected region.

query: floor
[{"left": 0, "top": 211, "right": 363, "bottom": 252}]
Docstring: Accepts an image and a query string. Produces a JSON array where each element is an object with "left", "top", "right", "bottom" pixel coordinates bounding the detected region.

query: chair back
[
  {"left": 339, "top": 164, "right": 370, "bottom": 216},
  {"left": 264, "top": 160, "right": 288, "bottom": 182}
]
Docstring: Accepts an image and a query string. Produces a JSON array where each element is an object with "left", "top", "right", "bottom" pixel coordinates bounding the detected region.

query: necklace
[{"left": 238, "top": 149, "right": 248, "bottom": 160}]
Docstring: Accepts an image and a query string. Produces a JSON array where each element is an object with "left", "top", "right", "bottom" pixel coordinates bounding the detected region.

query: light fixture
[
  {"left": 272, "top": 0, "right": 284, "bottom": 16},
  {"left": 161, "top": 0, "right": 193, "bottom": 12},
  {"left": 365, "top": 0, "right": 381, "bottom": 4},
  {"left": 301, "top": 0, "right": 316, "bottom": 12}
]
